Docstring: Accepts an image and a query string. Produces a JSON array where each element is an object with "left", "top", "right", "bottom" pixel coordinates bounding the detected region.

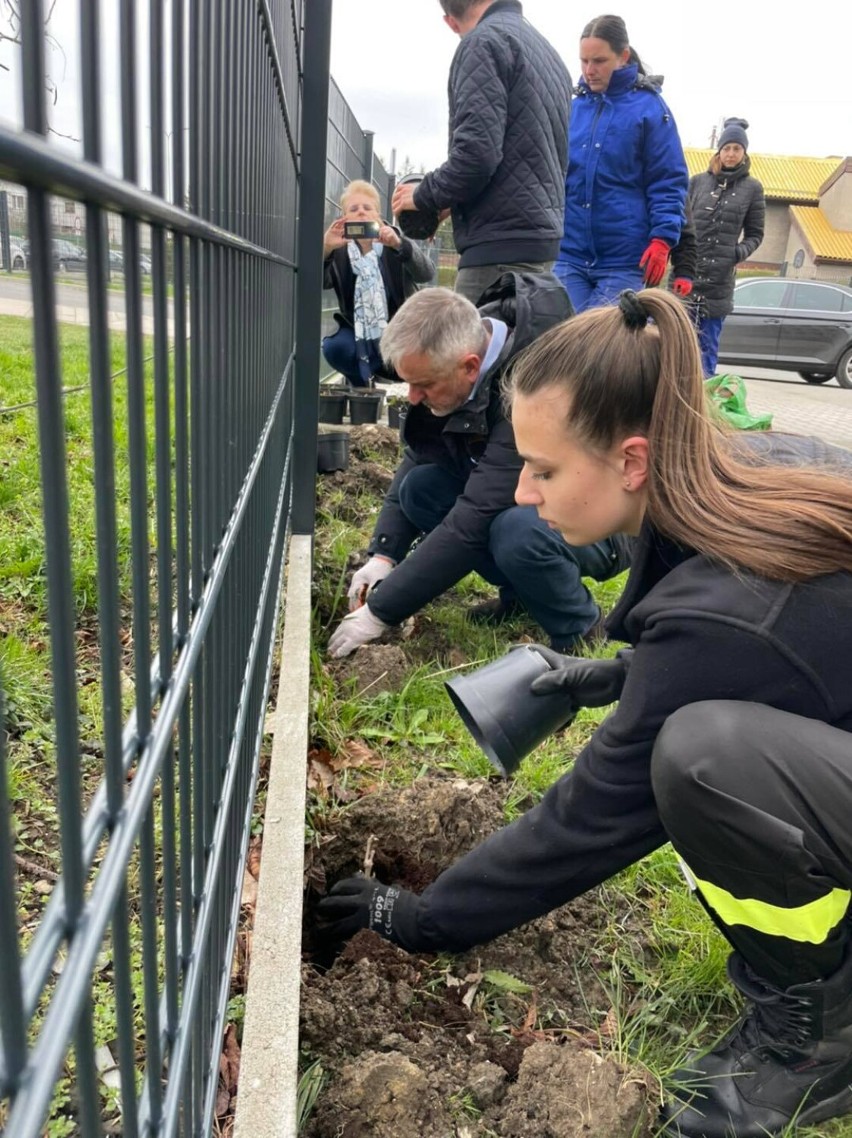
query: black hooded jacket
[
  {"left": 413, "top": 1, "right": 573, "bottom": 270},
  {"left": 366, "top": 271, "right": 575, "bottom": 626},
  {"left": 688, "top": 160, "right": 765, "bottom": 318},
  {"left": 401, "top": 434, "right": 852, "bottom": 953}
]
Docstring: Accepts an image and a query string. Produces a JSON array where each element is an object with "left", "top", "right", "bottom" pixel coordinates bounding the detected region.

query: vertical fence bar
[
  {"left": 0, "top": 683, "right": 26, "bottom": 1094},
  {"left": 79, "top": 0, "right": 142, "bottom": 1130},
  {"left": 292, "top": 0, "right": 332, "bottom": 533},
  {"left": 19, "top": 3, "right": 103, "bottom": 1135}
]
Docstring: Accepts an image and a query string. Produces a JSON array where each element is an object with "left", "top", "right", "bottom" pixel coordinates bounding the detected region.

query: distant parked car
[
  {"left": 20, "top": 237, "right": 87, "bottom": 273},
  {"left": 139, "top": 253, "right": 152, "bottom": 275},
  {"left": 1, "top": 239, "right": 28, "bottom": 271},
  {"left": 108, "top": 249, "right": 124, "bottom": 273},
  {"left": 53, "top": 238, "right": 87, "bottom": 273},
  {"left": 718, "top": 277, "right": 852, "bottom": 389}
]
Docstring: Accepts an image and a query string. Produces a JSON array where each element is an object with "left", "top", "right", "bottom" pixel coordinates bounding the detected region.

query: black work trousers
[{"left": 652, "top": 701, "right": 852, "bottom": 988}]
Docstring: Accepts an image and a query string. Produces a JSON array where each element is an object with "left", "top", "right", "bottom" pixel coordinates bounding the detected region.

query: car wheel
[
  {"left": 12, "top": 256, "right": 24, "bottom": 271},
  {"left": 836, "top": 348, "right": 852, "bottom": 390},
  {"left": 58, "top": 259, "right": 67, "bottom": 273},
  {"left": 798, "top": 371, "right": 832, "bottom": 384}
]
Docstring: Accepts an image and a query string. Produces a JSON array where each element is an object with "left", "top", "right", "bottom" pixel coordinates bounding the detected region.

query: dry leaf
[
  {"left": 247, "top": 836, "right": 262, "bottom": 879},
  {"left": 599, "top": 1006, "right": 619, "bottom": 1039},
  {"left": 307, "top": 756, "right": 335, "bottom": 796},
  {"left": 335, "top": 739, "right": 383, "bottom": 771},
  {"left": 240, "top": 869, "right": 258, "bottom": 910},
  {"left": 222, "top": 1023, "right": 241, "bottom": 1090},
  {"left": 215, "top": 1082, "right": 230, "bottom": 1119},
  {"left": 521, "top": 993, "right": 539, "bottom": 1035}
]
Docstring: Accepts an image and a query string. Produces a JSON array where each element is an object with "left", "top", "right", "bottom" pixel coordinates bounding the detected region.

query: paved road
[
  {"left": 0, "top": 274, "right": 164, "bottom": 336},
  {"left": 733, "top": 367, "right": 852, "bottom": 450},
  {"left": 1, "top": 276, "right": 851, "bottom": 450},
  {"left": 0, "top": 274, "right": 154, "bottom": 317}
]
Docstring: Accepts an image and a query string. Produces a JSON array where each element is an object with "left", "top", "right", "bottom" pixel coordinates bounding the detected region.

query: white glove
[
  {"left": 347, "top": 555, "right": 395, "bottom": 611},
  {"left": 328, "top": 605, "right": 390, "bottom": 658}
]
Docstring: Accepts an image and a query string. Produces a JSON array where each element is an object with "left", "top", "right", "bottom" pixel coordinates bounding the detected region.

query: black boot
[
  {"left": 662, "top": 951, "right": 852, "bottom": 1137},
  {"left": 466, "top": 590, "right": 522, "bottom": 625}
]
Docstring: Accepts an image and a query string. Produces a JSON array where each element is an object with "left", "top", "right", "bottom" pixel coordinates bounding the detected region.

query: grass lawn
[
  {"left": 307, "top": 427, "right": 852, "bottom": 1138},
  {"left": 0, "top": 314, "right": 163, "bottom": 1134}
]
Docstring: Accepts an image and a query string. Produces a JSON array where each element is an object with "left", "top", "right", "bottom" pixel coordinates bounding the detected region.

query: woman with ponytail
[{"left": 318, "top": 290, "right": 852, "bottom": 1138}]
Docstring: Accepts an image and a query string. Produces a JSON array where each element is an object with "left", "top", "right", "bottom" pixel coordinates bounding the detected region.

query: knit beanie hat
[{"left": 718, "top": 117, "right": 749, "bottom": 151}]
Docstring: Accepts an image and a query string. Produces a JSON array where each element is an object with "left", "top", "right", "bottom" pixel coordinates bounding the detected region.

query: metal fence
[{"left": 0, "top": 1, "right": 330, "bottom": 1135}]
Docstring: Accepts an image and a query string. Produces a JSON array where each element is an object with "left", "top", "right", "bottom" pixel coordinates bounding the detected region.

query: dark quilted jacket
[
  {"left": 414, "top": 1, "right": 573, "bottom": 270},
  {"left": 688, "top": 162, "right": 766, "bottom": 318}
]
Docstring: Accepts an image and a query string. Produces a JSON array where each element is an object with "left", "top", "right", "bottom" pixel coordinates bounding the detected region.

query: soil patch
[
  {"left": 330, "top": 644, "right": 411, "bottom": 697},
  {"left": 302, "top": 777, "right": 655, "bottom": 1137}
]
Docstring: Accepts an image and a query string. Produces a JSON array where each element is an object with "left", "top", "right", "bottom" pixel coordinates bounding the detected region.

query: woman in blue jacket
[{"left": 556, "top": 15, "right": 688, "bottom": 313}]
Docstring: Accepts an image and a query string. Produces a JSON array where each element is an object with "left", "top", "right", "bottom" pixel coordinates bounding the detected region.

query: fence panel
[{"left": 0, "top": 1, "right": 315, "bottom": 1135}]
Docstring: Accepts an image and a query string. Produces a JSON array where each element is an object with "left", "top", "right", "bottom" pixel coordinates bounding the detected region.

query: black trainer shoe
[
  {"left": 466, "top": 594, "right": 523, "bottom": 625},
  {"left": 662, "top": 951, "right": 852, "bottom": 1137}
]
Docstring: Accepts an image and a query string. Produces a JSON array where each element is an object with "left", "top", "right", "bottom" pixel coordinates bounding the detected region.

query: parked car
[
  {"left": 53, "top": 238, "right": 87, "bottom": 273},
  {"left": 20, "top": 237, "right": 88, "bottom": 273},
  {"left": 108, "top": 249, "right": 124, "bottom": 273},
  {"left": 1, "top": 239, "right": 28, "bottom": 271},
  {"left": 139, "top": 253, "right": 152, "bottom": 275},
  {"left": 717, "top": 277, "right": 852, "bottom": 389}
]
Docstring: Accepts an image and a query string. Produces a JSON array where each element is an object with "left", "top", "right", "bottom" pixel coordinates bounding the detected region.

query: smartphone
[{"left": 344, "top": 220, "right": 380, "bottom": 240}]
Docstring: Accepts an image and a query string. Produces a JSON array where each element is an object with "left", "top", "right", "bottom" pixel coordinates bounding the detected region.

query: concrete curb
[{"left": 233, "top": 534, "right": 312, "bottom": 1138}]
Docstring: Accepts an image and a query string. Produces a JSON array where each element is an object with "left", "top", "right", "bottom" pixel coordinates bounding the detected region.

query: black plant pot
[
  {"left": 387, "top": 402, "right": 408, "bottom": 430},
  {"left": 317, "top": 429, "right": 350, "bottom": 473},
  {"left": 445, "top": 645, "right": 575, "bottom": 776},
  {"left": 319, "top": 391, "right": 347, "bottom": 424},
  {"left": 347, "top": 390, "right": 383, "bottom": 425}
]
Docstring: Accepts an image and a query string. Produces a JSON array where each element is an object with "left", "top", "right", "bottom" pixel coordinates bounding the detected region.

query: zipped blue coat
[{"left": 558, "top": 65, "right": 687, "bottom": 271}]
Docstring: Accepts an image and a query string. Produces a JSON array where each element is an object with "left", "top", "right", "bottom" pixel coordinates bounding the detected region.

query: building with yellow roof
[{"left": 684, "top": 150, "right": 852, "bottom": 283}]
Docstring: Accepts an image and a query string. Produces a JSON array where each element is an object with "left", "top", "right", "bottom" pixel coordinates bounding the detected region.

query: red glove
[
  {"left": 672, "top": 277, "right": 693, "bottom": 298},
  {"left": 639, "top": 238, "right": 671, "bottom": 286}
]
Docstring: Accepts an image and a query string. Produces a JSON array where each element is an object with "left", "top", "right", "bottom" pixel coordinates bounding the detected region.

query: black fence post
[
  {"left": 363, "top": 128, "right": 374, "bottom": 186},
  {"left": 292, "top": 0, "right": 333, "bottom": 535},
  {"left": 385, "top": 174, "right": 395, "bottom": 223},
  {"left": 0, "top": 192, "right": 11, "bottom": 273}
]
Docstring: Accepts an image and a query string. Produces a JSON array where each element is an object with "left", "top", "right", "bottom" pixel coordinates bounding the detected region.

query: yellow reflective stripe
[{"left": 692, "top": 872, "right": 851, "bottom": 945}]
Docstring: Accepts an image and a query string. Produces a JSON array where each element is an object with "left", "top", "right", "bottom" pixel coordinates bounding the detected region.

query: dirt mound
[
  {"left": 301, "top": 777, "right": 656, "bottom": 1137},
  {"left": 330, "top": 644, "right": 411, "bottom": 696}
]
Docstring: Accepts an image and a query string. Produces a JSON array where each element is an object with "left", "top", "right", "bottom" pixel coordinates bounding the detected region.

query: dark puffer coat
[
  {"left": 413, "top": 1, "right": 573, "bottom": 270},
  {"left": 688, "top": 161, "right": 765, "bottom": 318},
  {"left": 366, "top": 272, "right": 587, "bottom": 626}
]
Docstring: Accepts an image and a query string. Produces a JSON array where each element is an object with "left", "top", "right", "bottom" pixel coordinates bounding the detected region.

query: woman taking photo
[
  {"left": 689, "top": 117, "right": 766, "bottom": 377},
  {"left": 320, "top": 289, "right": 852, "bottom": 1138},
  {"left": 322, "top": 179, "right": 434, "bottom": 387},
  {"left": 555, "top": 14, "right": 688, "bottom": 312}
]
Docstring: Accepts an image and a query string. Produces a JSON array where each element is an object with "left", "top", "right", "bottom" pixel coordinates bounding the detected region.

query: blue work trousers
[
  {"left": 397, "top": 464, "right": 627, "bottom": 645},
  {"left": 554, "top": 262, "right": 644, "bottom": 314}
]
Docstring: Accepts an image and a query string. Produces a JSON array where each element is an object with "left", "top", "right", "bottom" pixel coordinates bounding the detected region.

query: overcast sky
[
  {"left": 0, "top": 0, "right": 848, "bottom": 189},
  {"left": 331, "top": 0, "right": 852, "bottom": 172}
]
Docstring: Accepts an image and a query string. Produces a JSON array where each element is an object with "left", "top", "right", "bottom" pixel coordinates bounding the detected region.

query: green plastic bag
[{"left": 705, "top": 374, "right": 773, "bottom": 431}]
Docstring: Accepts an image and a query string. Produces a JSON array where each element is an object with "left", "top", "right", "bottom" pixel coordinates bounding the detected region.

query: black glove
[
  {"left": 316, "top": 875, "right": 422, "bottom": 948},
  {"left": 529, "top": 646, "right": 633, "bottom": 707}
]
